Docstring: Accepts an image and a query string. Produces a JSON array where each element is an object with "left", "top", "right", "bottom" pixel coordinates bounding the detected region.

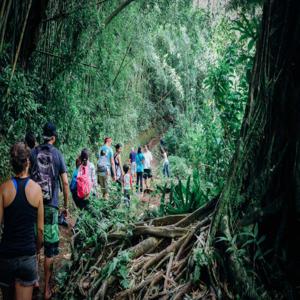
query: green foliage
[
  {"left": 57, "top": 194, "right": 140, "bottom": 294},
  {"left": 239, "top": 224, "right": 272, "bottom": 264},
  {"left": 74, "top": 194, "right": 138, "bottom": 251},
  {"left": 192, "top": 247, "right": 210, "bottom": 283},
  {"left": 0, "top": 66, "right": 44, "bottom": 179},
  {"left": 159, "top": 170, "right": 208, "bottom": 215},
  {"left": 158, "top": 10, "right": 260, "bottom": 202},
  {"left": 216, "top": 223, "right": 271, "bottom": 271},
  {"left": 164, "top": 155, "right": 191, "bottom": 180},
  {"left": 0, "top": 0, "right": 259, "bottom": 203},
  {"left": 101, "top": 250, "right": 131, "bottom": 289}
]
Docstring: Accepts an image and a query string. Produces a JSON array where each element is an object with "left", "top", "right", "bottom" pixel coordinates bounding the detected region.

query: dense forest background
[{"left": 0, "top": 0, "right": 259, "bottom": 190}]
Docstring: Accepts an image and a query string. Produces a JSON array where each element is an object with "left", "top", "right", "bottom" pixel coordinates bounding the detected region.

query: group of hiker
[
  {"left": 0, "top": 121, "right": 170, "bottom": 300},
  {"left": 70, "top": 137, "right": 160, "bottom": 209}
]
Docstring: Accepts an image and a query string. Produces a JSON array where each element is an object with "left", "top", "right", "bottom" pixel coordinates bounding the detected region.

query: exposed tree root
[
  {"left": 58, "top": 198, "right": 219, "bottom": 299},
  {"left": 58, "top": 196, "right": 278, "bottom": 299}
]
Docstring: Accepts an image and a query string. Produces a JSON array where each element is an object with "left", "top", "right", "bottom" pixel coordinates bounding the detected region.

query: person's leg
[
  {"left": 149, "top": 169, "right": 153, "bottom": 187},
  {"left": 145, "top": 170, "right": 151, "bottom": 189},
  {"left": 0, "top": 257, "right": 15, "bottom": 299},
  {"left": 136, "top": 172, "right": 140, "bottom": 192},
  {"left": 124, "top": 190, "right": 130, "bottom": 207},
  {"left": 140, "top": 172, "right": 143, "bottom": 193},
  {"left": 104, "top": 176, "right": 109, "bottom": 199},
  {"left": 166, "top": 163, "right": 170, "bottom": 177},
  {"left": 162, "top": 163, "right": 166, "bottom": 177},
  {"left": 15, "top": 283, "right": 33, "bottom": 300},
  {"left": 73, "top": 191, "right": 81, "bottom": 208},
  {"left": 137, "top": 172, "right": 142, "bottom": 192},
  {"left": 98, "top": 175, "right": 104, "bottom": 197},
  {"left": 143, "top": 171, "right": 148, "bottom": 189},
  {"left": 44, "top": 257, "right": 53, "bottom": 300},
  {"left": 44, "top": 206, "right": 59, "bottom": 300},
  {"left": 98, "top": 176, "right": 104, "bottom": 198},
  {"left": 117, "top": 179, "right": 122, "bottom": 192}
]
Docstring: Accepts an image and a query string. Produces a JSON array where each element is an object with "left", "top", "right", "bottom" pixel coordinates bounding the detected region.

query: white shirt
[
  {"left": 163, "top": 152, "right": 169, "bottom": 163},
  {"left": 143, "top": 151, "right": 153, "bottom": 169}
]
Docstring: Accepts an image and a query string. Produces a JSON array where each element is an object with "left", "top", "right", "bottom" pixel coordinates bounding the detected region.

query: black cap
[{"left": 43, "top": 122, "right": 57, "bottom": 140}]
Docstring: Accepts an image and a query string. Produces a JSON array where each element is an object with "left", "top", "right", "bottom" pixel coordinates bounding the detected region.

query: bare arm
[
  {"left": 119, "top": 155, "right": 124, "bottom": 176},
  {"left": 111, "top": 156, "right": 116, "bottom": 180},
  {"left": 61, "top": 173, "right": 69, "bottom": 209},
  {"left": 92, "top": 164, "right": 97, "bottom": 188},
  {"left": 36, "top": 191, "right": 44, "bottom": 253}
]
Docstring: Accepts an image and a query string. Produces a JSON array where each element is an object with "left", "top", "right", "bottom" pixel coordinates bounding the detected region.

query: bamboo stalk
[
  {"left": 9, "top": 0, "right": 32, "bottom": 81},
  {"left": 0, "top": 0, "right": 12, "bottom": 52},
  {"left": 0, "top": 0, "right": 7, "bottom": 27}
]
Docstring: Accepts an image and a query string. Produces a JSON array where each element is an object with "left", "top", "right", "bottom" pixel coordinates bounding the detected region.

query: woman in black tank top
[{"left": 0, "top": 142, "right": 43, "bottom": 300}]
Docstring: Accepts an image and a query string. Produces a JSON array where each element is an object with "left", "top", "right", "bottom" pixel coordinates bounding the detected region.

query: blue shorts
[{"left": 0, "top": 255, "right": 38, "bottom": 287}]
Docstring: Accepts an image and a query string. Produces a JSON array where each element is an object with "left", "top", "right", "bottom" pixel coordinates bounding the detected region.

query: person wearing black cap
[{"left": 30, "top": 122, "right": 69, "bottom": 299}]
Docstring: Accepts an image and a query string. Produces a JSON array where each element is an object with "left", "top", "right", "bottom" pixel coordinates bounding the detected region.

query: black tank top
[{"left": 0, "top": 177, "right": 37, "bottom": 258}]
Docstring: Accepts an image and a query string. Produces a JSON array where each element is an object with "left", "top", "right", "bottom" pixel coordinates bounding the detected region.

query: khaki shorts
[{"left": 98, "top": 174, "right": 108, "bottom": 194}]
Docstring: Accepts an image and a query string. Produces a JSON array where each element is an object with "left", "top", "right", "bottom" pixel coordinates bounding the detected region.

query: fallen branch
[
  {"left": 115, "top": 271, "right": 164, "bottom": 299},
  {"left": 142, "top": 235, "right": 187, "bottom": 272},
  {"left": 175, "top": 197, "right": 218, "bottom": 227},
  {"left": 149, "top": 214, "right": 189, "bottom": 226},
  {"left": 133, "top": 225, "right": 188, "bottom": 238}
]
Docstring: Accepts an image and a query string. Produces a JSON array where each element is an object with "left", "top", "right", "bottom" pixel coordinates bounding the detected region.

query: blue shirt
[
  {"left": 136, "top": 153, "right": 145, "bottom": 172},
  {"left": 129, "top": 151, "right": 136, "bottom": 163},
  {"left": 100, "top": 145, "right": 113, "bottom": 167}
]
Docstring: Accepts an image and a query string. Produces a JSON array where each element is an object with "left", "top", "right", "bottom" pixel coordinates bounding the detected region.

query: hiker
[
  {"left": 97, "top": 150, "right": 109, "bottom": 199},
  {"left": 100, "top": 137, "right": 116, "bottom": 181},
  {"left": 0, "top": 142, "right": 44, "bottom": 300},
  {"left": 143, "top": 145, "right": 153, "bottom": 189},
  {"left": 71, "top": 149, "right": 97, "bottom": 210},
  {"left": 136, "top": 146, "right": 145, "bottom": 193},
  {"left": 30, "top": 122, "right": 69, "bottom": 300},
  {"left": 123, "top": 164, "right": 132, "bottom": 206},
  {"left": 70, "top": 157, "right": 81, "bottom": 202},
  {"left": 25, "top": 132, "right": 37, "bottom": 149},
  {"left": 114, "top": 143, "right": 123, "bottom": 188},
  {"left": 162, "top": 149, "right": 170, "bottom": 178},
  {"left": 129, "top": 147, "right": 137, "bottom": 182}
]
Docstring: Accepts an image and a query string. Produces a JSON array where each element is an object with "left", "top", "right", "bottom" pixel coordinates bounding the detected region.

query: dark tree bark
[
  {"left": 0, "top": 0, "right": 49, "bottom": 68},
  {"left": 20, "top": 0, "right": 49, "bottom": 68},
  {"left": 209, "top": 0, "right": 300, "bottom": 297}
]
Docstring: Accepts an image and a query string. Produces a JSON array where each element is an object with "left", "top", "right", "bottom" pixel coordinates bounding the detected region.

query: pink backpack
[{"left": 77, "top": 163, "right": 92, "bottom": 199}]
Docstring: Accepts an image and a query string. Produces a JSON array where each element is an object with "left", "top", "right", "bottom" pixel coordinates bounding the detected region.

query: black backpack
[{"left": 31, "top": 145, "right": 56, "bottom": 204}]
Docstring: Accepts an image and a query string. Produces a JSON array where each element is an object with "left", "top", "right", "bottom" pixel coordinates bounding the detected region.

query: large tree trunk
[
  {"left": 209, "top": 0, "right": 300, "bottom": 297},
  {"left": 0, "top": 0, "right": 49, "bottom": 68}
]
